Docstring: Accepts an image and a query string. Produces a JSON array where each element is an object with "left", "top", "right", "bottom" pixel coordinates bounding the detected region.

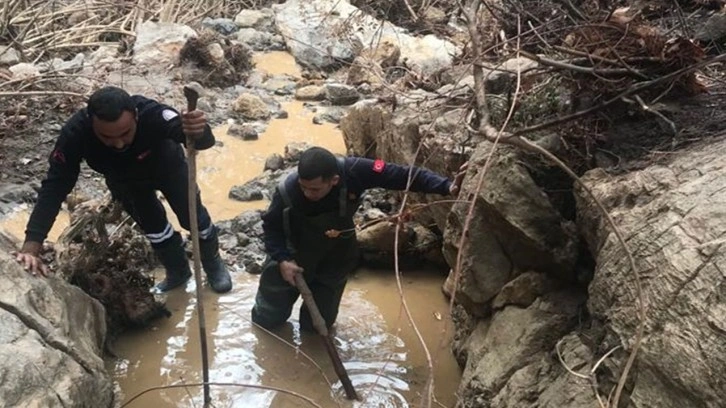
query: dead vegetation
[
  {"left": 54, "top": 196, "right": 170, "bottom": 338},
  {"left": 179, "top": 29, "right": 255, "bottom": 88}
]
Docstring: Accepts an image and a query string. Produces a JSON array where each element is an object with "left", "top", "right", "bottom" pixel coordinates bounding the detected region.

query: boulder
[
  {"left": 0, "top": 252, "right": 114, "bottom": 407},
  {"left": 132, "top": 21, "right": 196, "bottom": 67},
  {"left": 235, "top": 9, "right": 275, "bottom": 31},
  {"left": 295, "top": 85, "right": 326, "bottom": 101},
  {"left": 575, "top": 136, "right": 726, "bottom": 408},
  {"left": 232, "top": 93, "right": 271, "bottom": 120}
]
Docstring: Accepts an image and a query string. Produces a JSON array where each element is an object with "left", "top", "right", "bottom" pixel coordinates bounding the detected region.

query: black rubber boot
[
  {"left": 200, "top": 226, "right": 232, "bottom": 293},
  {"left": 151, "top": 231, "right": 192, "bottom": 294}
]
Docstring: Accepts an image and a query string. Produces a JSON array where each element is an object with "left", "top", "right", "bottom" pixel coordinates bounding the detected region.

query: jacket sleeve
[
  {"left": 153, "top": 105, "right": 215, "bottom": 150},
  {"left": 261, "top": 189, "right": 294, "bottom": 262},
  {"left": 347, "top": 157, "right": 452, "bottom": 195},
  {"left": 24, "top": 127, "right": 82, "bottom": 243}
]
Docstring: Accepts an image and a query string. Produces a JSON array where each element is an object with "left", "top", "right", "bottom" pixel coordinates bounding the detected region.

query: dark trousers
[
  {"left": 105, "top": 140, "right": 212, "bottom": 247},
  {"left": 251, "top": 259, "right": 348, "bottom": 332}
]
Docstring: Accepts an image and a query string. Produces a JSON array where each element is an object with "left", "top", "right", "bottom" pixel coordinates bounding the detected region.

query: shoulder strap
[
  {"left": 276, "top": 178, "right": 296, "bottom": 254},
  {"left": 336, "top": 157, "right": 347, "bottom": 217}
]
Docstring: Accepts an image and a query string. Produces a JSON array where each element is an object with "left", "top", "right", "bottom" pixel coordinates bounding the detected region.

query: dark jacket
[
  {"left": 261, "top": 157, "right": 452, "bottom": 262},
  {"left": 25, "top": 95, "right": 214, "bottom": 243}
]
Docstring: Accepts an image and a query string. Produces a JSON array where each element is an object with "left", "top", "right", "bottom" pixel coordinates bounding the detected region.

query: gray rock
[
  {"left": 284, "top": 142, "right": 313, "bottom": 162},
  {"left": 235, "top": 9, "right": 275, "bottom": 31},
  {"left": 325, "top": 83, "right": 360, "bottom": 105},
  {"left": 313, "top": 107, "right": 347, "bottom": 124},
  {"left": 443, "top": 144, "right": 579, "bottom": 315},
  {"left": 262, "top": 77, "right": 297, "bottom": 95},
  {"left": 492, "top": 271, "right": 560, "bottom": 309},
  {"left": 228, "top": 183, "right": 264, "bottom": 202},
  {"left": 295, "top": 85, "right": 326, "bottom": 101},
  {"left": 227, "top": 123, "right": 259, "bottom": 141},
  {"left": 0, "top": 183, "right": 37, "bottom": 203},
  {"left": 0, "top": 46, "right": 20, "bottom": 65},
  {"left": 132, "top": 21, "right": 196, "bottom": 68},
  {"left": 575, "top": 137, "right": 726, "bottom": 408},
  {"left": 273, "top": 0, "right": 459, "bottom": 75},
  {"left": 264, "top": 154, "right": 285, "bottom": 171},
  {"left": 235, "top": 28, "right": 286, "bottom": 52},
  {"left": 201, "top": 17, "right": 238, "bottom": 35},
  {"left": 0, "top": 252, "right": 114, "bottom": 407},
  {"left": 696, "top": 12, "right": 726, "bottom": 42},
  {"left": 458, "top": 291, "right": 585, "bottom": 404}
]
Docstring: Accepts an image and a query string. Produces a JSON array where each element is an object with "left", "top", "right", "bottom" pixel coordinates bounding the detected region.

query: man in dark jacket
[
  {"left": 14, "top": 86, "right": 232, "bottom": 293},
  {"left": 251, "top": 146, "right": 463, "bottom": 332}
]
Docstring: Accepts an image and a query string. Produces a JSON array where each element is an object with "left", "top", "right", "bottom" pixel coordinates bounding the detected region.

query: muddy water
[{"left": 0, "top": 51, "right": 462, "bottom": 407}]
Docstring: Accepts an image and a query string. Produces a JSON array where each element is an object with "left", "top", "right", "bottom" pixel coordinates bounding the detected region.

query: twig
[
  {"left": 628, "top": 95, "right": 678, "bottom": 137},
  {"left": 555, "top": 339, "right": 590, "bottom": 379},
  {"left": 520, "top": 50, "right": 646, "bottom": 77}
]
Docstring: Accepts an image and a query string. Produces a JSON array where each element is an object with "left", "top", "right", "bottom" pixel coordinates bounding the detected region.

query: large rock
[
  {"left": 273, "top": 0, "right": 459, "bottom": 74},
  {"left": 443, "top": 145, "right": 579, "bottom": 315},
  {"left": 575, "top": 136, "right": 726, "bottom": 408},
  {"left": 133, "top": 21, "right": 196, "bottom": 67},
  {"left": 232, "top": 93, "right": 271, "bottom": 120},
  {"left": 0, "top": 252, "right": 114, "bottom": 407},
  {"left": 458, "top": 291, "right": 586, "bottom": 406}
]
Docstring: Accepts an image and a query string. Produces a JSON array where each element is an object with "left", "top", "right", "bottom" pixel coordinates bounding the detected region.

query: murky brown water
[{"left": 0, "top": 51, "right": 462, "bottom": 408}]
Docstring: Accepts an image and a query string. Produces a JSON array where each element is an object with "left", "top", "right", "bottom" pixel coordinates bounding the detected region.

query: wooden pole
[
  {"left": 184, "top": 86, "right": 211, "bottom": 406},
  {"left": 293, "top": 273, "right": 359, "bottom": 400}
]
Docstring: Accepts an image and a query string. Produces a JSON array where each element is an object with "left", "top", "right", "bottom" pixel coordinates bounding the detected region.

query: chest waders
[{"left": 251, "top": 158, "right": 361, "bottom": 332}]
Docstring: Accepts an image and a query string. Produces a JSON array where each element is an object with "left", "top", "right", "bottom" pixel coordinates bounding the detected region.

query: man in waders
[
  {"left": 251, "top": 146, "right": 464, "bottom": 332},
  {"left": 14, "top": 86, "right": 232, "bottom": 294}
]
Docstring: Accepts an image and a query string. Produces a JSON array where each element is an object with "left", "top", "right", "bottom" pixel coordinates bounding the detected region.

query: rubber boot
[
  {"left": 200, "top": 226, "right": 232, "bottom": 293},
  {"left": 151, "top": 231, "right": 192, "bottom": 294}
]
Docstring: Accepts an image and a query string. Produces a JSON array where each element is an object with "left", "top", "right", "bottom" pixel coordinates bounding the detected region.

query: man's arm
[
  {"left": 261, "top": 189, "right": 294, "bottom": 262},
  {"left": 19, "top": 126, "right": 82, "bottom": 275},
  {"left": 150, "top": 103, "right": 215, "bottom": 150},
  {"left": 347, "top": 157, "right": 453, "bottom": 195}
]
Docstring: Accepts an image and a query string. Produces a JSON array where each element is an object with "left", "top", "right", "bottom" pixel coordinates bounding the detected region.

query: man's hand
[
  {"left": 182, "top": 109, "right": 207, "bottom": 139},
  {"left": 449, "top": 162, "right": 469, "bottom": 196},
  {"left": 279, "top": 260, "right": 303, "bottom": 286},
  {"left": 14, "top": 241, "right": 50, "bottom": 277}
]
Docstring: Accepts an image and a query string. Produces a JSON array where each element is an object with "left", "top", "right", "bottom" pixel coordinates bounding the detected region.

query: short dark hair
[
  {"left": 298, "top": 147, "right": 339, "bottom": 180},
  {"left": 87, "top": 86, "right": 135, "bottom": 121}
]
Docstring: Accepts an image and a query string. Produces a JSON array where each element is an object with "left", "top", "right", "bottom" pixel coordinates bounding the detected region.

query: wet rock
[
  {"left": 696, "top": 12, "right": 726, "bottom": 42},
  {"left": 235, "top": 28, "right": 286, "bottom": 52},
  {"left": 275, "top": 110, "right": 289, "bottom": 119},
  {"left": 295, "top": 85, "right": 326, "bottom": 101},
  {"left": 423, "top": 6, "right": 448, "bottom": 24},
  {"left": 229, "top": 182, "right": 264, "bottom": 202},
  {"left": 0, "top": 252, "right": 115, "bottom": 407},
  {"left": 235, "top": 8, "right": 275, "bottom": 31},
  {"left": 340, "top": 101, "right": 391, "bottom": 158},
  {"left": 313, "top": 107, "right": 348, "bottom": 124},
  {"left": 206, "top": 43, "right": 226, "bottom": 65},
  {"left": 227, "top": 123, "right": 259, "bottom": 140},
  {"left": 273, "top": 0, "right": 459, "bottom": 75},
  {"left": 0, "top": 46, "right": 20, "bottom": 65},
  {"left": 217, "top": 210, "right": 267, "bottom": 274},
  {"left": 9, "top": 63, "right": 40, "bottom": 80},
  {"left": 264, "top": 154, "right": 285, "bottom": 171},
  {"left": 133, "top": 21, "right": 196, "bottom": 67},
  {"left": 458, "top": 291, "right": 585, "bottom": 405},
  {"left": 575, "top": 137, "right": 726, "bottom": 408},
  {"left": 262, "top": 76, "right": 297, "bottom": 95},
  {"left": 443, "top": 145, "right": 579, "bottom": 314},
  {"left": 201, "top": 17, "right": 238, "bottom": 35},
  {"left": 284, "top": 142, "right": 313, "bottom": 162},
  {"left": 0, "top": 182, "right": 37, "bottom": 204},
  {"left": 325, "top": 83, "right": 360, "bottom": 105},
  {"left": 232, "top": 93, "right": 271, "bottom": 120},
  {"left": 492, "top": 271, "right": 560, "bottom": 310}
]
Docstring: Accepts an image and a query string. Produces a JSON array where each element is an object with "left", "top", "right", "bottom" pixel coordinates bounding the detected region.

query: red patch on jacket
[
  {"left": 51, "top": 149, "right": 65, "bottom": 164},
  {"left": 372, "top": 159, "right": 385, "bottom": 173}
]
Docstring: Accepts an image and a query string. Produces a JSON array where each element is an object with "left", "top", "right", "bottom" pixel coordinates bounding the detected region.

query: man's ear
[{"left": 331, "top": 175, "right": 340, "bottom": 186}]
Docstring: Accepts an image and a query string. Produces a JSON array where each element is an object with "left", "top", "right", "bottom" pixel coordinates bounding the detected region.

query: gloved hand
[{"left": 279, "top": 260, "right": 304, "bottom": 286}]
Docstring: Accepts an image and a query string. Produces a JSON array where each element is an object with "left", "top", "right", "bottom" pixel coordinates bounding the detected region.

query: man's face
[
  {"left": 299, "top": 175, "right": 339, "bottom": 202},
  {"left": 92, "top": 110, "right": 137, "bottom": 152}
]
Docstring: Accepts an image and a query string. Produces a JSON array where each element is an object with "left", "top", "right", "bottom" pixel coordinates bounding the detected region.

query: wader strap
[
  {"left": 277, "top": 179, "right": 296, "bottom": 254},
  {"left": 337, "top": 157, "right": 346, "bottom": 217}
]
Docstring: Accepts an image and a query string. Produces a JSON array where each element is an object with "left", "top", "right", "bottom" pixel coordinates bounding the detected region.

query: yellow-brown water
[{"left": 0, "top": 51, "right": 462, "bottom": 407}]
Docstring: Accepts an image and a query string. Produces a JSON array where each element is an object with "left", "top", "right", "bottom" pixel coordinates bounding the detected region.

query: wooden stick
[
  {"left": 293, "top": 273, "right": 359, "bottom": 401},
  {"left": 184, "top": 94, "right": 211, "bottom": 407}
]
